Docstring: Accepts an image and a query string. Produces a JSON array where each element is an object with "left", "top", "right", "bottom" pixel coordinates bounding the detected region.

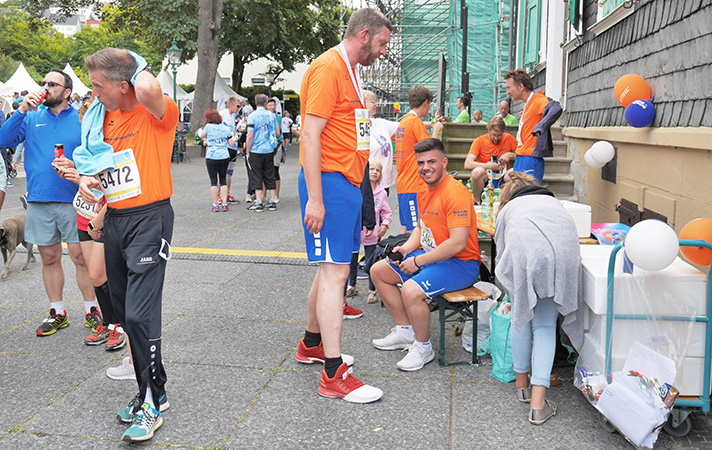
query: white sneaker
[
  {"left": 245, "top": 195, "right": 254, "bottom": 203},
  {"left": 396, "top": 343, "right": 435, "bottom": 371},
  {"left": 274, "top": 197, "right": 280, "bottom": 204},
  {"left": 106, "top": 356, "right": 136, "bottom": 380},
  {"left": 372, "top": 327, "right": 415, "bottom": 350}
]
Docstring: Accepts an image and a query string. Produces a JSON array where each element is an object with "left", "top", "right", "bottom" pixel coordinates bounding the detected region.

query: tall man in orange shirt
[
  {"left": 505, "top": 68, "right": 553, "bottom": 183},
  {"left": 371, "top": 138, "right": 480, "bottom": 371},
  {"left": 296, "top": 8, "right": 391, "bottom": 403},
  {"left": 395, "top": 86, "right": 442, "bottom": 233},
  {"left": 464, "top": 116, "right": 517, "bottom": 199},
  {"left": 77, "top": 48, "right": 178, "bottom": 442}
]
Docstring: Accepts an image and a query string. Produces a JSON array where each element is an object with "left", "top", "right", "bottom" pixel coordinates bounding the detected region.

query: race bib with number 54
[
  {"left": 355, "top": 109, "right": 370, "bottom": 151},
  {"left": 98, "top": 148, "right": 142, "bottom": 203}
]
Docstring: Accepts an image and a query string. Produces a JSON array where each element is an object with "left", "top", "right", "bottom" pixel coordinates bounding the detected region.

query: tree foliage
[
  {"left": 221, "top": 0, "right": 341, "bottom": 92},
  {"left": 0, "top": 7, "right": 162, "bottom": 86},
  {"left": 102, "top": 0, "right": 199, "bottom": 68}
]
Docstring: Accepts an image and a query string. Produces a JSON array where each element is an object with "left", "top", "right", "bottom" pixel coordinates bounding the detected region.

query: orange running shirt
[
  {"left": 516, "top": 91, "right": 548, "bottom": 157},
  {"left": 102, "top": 95, "right": 179, "bottom": 209},
  {"left": 417, "top": 175, "right": 480, "bottom": 261},
  {"left": 468, "top": 133, "right": 517, "bottom": 164},
  {"left": 299, "top": 48, "right": 368, "bottom": 187},
  {"left": 395, "top": 112, "right": 430, "bottom": 194}
]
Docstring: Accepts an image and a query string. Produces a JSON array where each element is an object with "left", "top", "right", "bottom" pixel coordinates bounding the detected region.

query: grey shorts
[{"left": 26, "top": 202, "right": 79, "bottom": 246}]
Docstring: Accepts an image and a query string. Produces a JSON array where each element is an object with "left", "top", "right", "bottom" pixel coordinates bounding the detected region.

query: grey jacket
[
  {"left": 531, "top": 98, "right": 562, "bottom": 159},
  {"left": 494, "top": 191, "right": 584, "bottom": 350}
]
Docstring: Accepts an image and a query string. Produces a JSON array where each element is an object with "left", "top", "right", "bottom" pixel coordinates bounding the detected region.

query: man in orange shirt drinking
[{"left": 464, "top": 116, "right": 517, "bottom": 199}]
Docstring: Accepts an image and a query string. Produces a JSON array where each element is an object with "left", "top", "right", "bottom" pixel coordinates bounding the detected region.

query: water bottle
[
  {"left": 466, "top": 180, "right": 473, "bottom": 196},
  {"left": 481, "top": 188, "right": 490, "bottom": 221},
  {"left": 486, "top": 181, "right": 495, "bottom": 225}
]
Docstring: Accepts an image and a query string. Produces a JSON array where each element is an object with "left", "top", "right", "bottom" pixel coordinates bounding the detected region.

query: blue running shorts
[
  {"left": 299, "top": 169, "right": 361, "bottom": 264},
  {"left": 512, "top": 155, "right": 545, "bottom": 183},
  {"left": 388, "top": 249, "right": 480, "bottom": 298},
  {"left": 397, "top": 193, "right": 418, "bottom": 232}
]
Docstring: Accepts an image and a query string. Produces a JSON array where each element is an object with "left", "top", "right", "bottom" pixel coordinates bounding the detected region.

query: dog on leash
[{"left": 0, "top": 214, "right": 35, "bottom": 280}]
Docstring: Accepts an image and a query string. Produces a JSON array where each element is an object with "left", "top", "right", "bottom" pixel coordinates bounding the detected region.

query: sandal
[
  {"left": 346, "top": 286, "right": 358, "bottom": 297},
  {"left": 529, "top": 399, "right": 557, "bottom": 425},
  {"left": 367, "top": 290, "right": 378, "bottom": 304},
  {"left": 517, "top": 387, "right": 531, "bottom": 403}
]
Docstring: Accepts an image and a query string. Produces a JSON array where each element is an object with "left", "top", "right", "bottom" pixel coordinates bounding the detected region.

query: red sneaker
[
  {"left": 343, "top": 302, "right": 363, "bottom": 319},
  {"left": 295, "top": 339, "right": 354, "bottom": 366},
  {"left": 105, "top": 325, "right": 126, "bottom": 351},
  {"left": 318, "top": 363, "right": 383, "bottom": 403}
]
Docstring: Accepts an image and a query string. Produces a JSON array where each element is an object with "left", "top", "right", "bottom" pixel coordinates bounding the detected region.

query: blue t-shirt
[
  {"left": 204, "top": 123, "right": 232, "bottom": 160},
  {"left": 0, "top": 106, "right": 80, "bottom": 202},
  {"left": 247, "top": 108, "right": 277, "bottom": 154}
]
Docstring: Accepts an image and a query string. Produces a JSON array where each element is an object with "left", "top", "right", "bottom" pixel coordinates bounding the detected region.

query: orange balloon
[
  {"left": 679, "top": 218, "right": 712, "bottom": 266},
  {"left": 614, "top": 74, "right": 652, "bottom": 107}
]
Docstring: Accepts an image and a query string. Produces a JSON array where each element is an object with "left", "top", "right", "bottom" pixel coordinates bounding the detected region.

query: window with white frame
[{"left": 588, "top": 0, "right": 635, "bottom": 36}]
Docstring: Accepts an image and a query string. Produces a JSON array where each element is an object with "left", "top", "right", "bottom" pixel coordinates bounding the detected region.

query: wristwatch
[{"left": 88, "top": 222, "right": 95, "bottom": 231}]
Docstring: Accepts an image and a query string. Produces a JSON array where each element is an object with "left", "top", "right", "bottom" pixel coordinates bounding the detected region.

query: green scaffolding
[{"left": 360, "top": 0, "right": 511, "bottom": 122}]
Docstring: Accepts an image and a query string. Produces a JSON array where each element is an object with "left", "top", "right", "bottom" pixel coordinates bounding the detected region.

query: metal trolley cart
[{"left": 602, "top": 240, "right": 712, "bottom": 437}]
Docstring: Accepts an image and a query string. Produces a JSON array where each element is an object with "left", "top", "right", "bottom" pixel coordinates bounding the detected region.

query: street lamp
[
  {"left": 167, "top": 40, "right": 182, "bottom": 103},
  {"left": 167, "top": 40, "right": 182, "bottom": 163},
  {"left": 265, "top": 72, "right": 277, "bottom": 98}
]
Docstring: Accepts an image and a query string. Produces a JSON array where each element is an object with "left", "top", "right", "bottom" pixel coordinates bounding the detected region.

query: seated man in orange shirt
[
  {"left": 464, "top": 116, "right": 517, "bottom": 200},
  {"left": 371, "top": 138, "right": 480, "bottom": 371}
]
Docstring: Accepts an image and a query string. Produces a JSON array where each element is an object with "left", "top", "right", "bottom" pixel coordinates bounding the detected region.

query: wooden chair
[{"left": 437, "top": 285, "right": 490, "bottom": 366}]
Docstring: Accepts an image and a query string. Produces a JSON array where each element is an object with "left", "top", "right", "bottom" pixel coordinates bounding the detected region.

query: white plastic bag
[{"left": 461, "top": 282, "right": 500, "bottom": 353}]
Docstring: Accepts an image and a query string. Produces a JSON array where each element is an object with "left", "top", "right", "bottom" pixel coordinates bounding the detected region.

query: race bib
[
  {"left": 419, "top": 219, "right": 437, "bottom": 252},
  {"left": 98, "top": 149, "right": 141, "bottom": 203},
  {"left": 355, "top": 109, "right": 370, "bottom": 151},
  {"left": 72, "top": 191, "right": 102, "bottom": 220}
]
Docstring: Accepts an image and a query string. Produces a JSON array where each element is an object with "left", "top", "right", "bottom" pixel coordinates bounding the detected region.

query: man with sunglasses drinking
[{"left": 0, "top": 69, "right": 97, "bottom": 336}]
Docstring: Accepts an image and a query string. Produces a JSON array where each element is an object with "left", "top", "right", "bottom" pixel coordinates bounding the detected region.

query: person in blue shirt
[
  {"left": 0, "top": 69, "right": 97, "bottom": 336},
  {"left": 199, "top": 108, "right": 235, "bottom": 212},
  {"left": 245, "top": 94, "right": 279, "bottom": 212}
]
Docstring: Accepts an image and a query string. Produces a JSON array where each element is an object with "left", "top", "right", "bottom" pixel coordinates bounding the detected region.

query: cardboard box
[{"left": 561, "top": 200, "right": 592, "bottom": 238}]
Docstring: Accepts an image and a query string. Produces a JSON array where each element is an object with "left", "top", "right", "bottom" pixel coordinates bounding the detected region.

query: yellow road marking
[
  {"left": 62, "top": 243, "right": 306, "bottom": 259},
  {"left": 171, "top": 247, "right": 307, "bottom": 259}
]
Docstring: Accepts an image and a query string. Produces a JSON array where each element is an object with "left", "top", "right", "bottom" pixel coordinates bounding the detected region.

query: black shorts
[
  {"left": 78, "top": 227, "right": 104, "bottom": 243},
  {"left": 247, "top": 152, "right": 276, "bottom": 191},
  {"left": 228, "top": 148, "right": 239, "bottom": 162},
  {"left": 206, "top": 158, "right": 230, "bottom": 186}
]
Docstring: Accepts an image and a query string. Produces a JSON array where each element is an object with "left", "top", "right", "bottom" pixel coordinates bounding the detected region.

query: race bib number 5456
[{"left": 98, "top": 148, "right": 141, "bottom": 203}]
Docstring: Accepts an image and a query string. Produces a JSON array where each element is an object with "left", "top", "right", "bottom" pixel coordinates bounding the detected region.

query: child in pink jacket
[{"left": 347, "top": 159, "right": 393, "bottom": 303}]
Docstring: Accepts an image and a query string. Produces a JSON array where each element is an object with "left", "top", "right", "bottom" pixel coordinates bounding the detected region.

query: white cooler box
[
  {"left": 579, "top": 244, "right": 709, "bottom": 396},
  {"left": 580, "top": 245, "right": 707, "bottom": 316},
  {"left": 561, "top": 200, "right": 591, "bottom": 238}
]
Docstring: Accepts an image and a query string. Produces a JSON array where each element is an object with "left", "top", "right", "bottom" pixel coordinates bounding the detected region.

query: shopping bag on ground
[
  {"left": 461, "top": 282, "right": 500, "bottom": 354},
  {"left": 490, "top": 301, "right": 515, "bottom": 383}
]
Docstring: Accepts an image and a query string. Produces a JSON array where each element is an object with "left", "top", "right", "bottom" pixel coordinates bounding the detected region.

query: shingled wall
[{"left": 566, "top": 0, "right": 712, "bottom": 128}]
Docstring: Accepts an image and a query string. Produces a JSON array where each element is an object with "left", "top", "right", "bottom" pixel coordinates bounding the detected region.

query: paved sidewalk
[{"left": 0, "top": 147, "right": 709, "bottom": 449}]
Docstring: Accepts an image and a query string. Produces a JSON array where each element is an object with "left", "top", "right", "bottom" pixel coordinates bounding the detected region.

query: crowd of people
[{"left": 0, "top": 7, "right": 579, "bottom": 443}]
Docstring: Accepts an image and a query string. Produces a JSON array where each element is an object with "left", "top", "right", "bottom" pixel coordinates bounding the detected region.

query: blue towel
[{"left": 73, "top": 98, "right": 115, "bottom": 176}]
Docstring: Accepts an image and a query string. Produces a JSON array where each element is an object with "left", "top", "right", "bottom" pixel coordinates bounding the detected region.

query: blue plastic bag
[{"left": 489, "top": 304, "right": 515, "bottom": 383}]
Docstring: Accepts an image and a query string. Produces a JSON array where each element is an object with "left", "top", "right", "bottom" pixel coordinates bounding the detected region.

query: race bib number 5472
[{"left": 98, "top": 148, "right": 142, "bottom": 203}]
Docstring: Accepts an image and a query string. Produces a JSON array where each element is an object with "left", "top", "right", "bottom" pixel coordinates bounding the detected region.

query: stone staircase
[{"left": 441, "top": 122, "right": 575, "bottom": 201}]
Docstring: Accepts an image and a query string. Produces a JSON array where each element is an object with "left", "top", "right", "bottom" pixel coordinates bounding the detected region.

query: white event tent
[
  {"left": 5, "top": 63, "right": 41, "bottom": 93},
  {"left": 63, "top": 64, "right": 91, "bottom": 96}
]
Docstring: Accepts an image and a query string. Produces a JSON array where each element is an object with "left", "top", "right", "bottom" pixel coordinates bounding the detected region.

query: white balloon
[
  {"left": 590, "top": 141, "right": 616, "bottom": 164},
  {"left": 624, "top": 219, "right": 680, "bottom": 271},
  {"left": 584, "top": 150, "right": 605, "bottom": 169}
]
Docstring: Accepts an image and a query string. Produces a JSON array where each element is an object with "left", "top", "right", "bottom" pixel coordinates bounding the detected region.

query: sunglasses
[{"left": 39, "top": 81, "right": 65, "bottom": 88}]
